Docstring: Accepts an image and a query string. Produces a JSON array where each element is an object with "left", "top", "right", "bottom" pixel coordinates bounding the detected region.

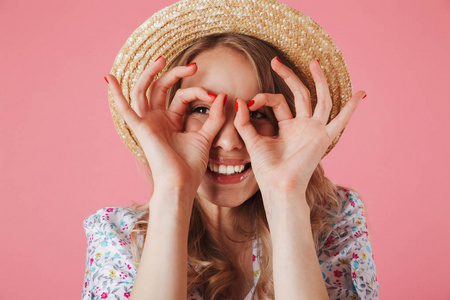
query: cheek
[{"left": 183, "top": 116, "right": 206, "bottom": 132}]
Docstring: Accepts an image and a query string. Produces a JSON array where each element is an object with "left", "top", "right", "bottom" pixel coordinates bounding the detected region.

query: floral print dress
[{"left": 82, "top": 188, "right": 379, "bottom": 299}]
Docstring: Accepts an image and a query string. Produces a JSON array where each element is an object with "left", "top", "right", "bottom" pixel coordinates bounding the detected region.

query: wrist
[
  {"left": 261, "top": 190, "right": 310, "bottom": 227},
  {"left": 149, "top": 187, "right": 195, "bottom": 223}
]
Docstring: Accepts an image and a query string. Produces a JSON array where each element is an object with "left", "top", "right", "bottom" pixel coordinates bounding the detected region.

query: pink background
[{"left": 1, "top": 0, "right": 449, "bottom": 298}]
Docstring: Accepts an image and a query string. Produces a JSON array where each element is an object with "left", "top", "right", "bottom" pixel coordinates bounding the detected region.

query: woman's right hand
[{"left": 105, "top": 57, "right": 226, "bottom": 203}]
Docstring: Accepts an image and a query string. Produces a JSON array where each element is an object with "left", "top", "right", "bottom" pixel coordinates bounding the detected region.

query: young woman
[{"left": 83, "top": 1, "right": 379, "bottom": 299}]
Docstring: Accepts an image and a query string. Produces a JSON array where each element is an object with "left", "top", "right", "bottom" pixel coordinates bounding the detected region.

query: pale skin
[{"left": 105, "top": 46, "right": 366, "bottom": 299}]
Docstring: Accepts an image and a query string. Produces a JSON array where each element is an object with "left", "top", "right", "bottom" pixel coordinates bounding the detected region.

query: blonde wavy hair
[{"left": 129, "top": 33, "right": 357, "bottom": 299}]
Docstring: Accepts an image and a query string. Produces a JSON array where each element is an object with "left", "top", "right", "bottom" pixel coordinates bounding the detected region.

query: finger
[
  {"left": 130, "top": 56, "right": 166, "bottom": 116},
  {"left": 197, "top": 94, "right": 227, "bottom": 142},
  {"left": 169, "top": 87, "right": 217, "bottom": 117},
  {"left": 149, "top": 62, "right": 198, "bottom": 110},
  {"left": 271, "top": 57, "right": 312, "bottom": 118},
  {"left": 309, "top": 59, "right": 333, "bottom": 125},
  {"left": 233, "top": 98, "right": 260, "bottom": 147},
  {"left": 326, "top": 91, "right": 367, "bottom": 139},
  {"left": 250, "top": 93, "right": 293, "bottom": 122},
  {"left": 106, "top": 74, "right": 141, "bottom": 129}
]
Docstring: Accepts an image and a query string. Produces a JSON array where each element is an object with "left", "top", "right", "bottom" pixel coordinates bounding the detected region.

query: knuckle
[
  {"left": 130, "top": 88, "right": 140, "bottom": 100},
  {"left": 272, "top": 94, "right": 286, "bottom": 110},
  {"left": 173, "top": 88, "right": 190, "bottom": 104},
  {"left": 304, "top": 88, "right": 311, "bottom": 98},
  {"left": 117, "top": 103, "right": 130, "bottom": 116},
  {"left": 189, "top": 86, "right": 206, "bottom": 97},
  {"left": 284, "top": 68, "right": 298, "bottom": 80},
  {"left": 275, "top": 93, "right": 286, "bottom": 100},
  {"left": 197, "top": 86, "right": 209, "bottom": 95},
  {"left": 150, "top": 78, "right": 163, "bottom": 91},
  {"left": 292, "top": 90, "right": 304, "bottom": 101},
  {"left": 255, "top": 93, "right": 269, "bottom": 101},
  {"left": 275, "top": 93, "right": 286, "bottom": 103},
  {"left": 173, "top": 87, "right": 186, "bottom": 98},
  {"left": 155, "top": 83, "right": 168, "bottom": 96}
]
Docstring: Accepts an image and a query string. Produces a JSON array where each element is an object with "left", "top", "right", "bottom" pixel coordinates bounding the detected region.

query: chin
[
  {"left": 197, "top": 192, "right": 249, "bottom": 208},
  {"left": 196, "top": 177, "right": 259, "bottom": 208}
]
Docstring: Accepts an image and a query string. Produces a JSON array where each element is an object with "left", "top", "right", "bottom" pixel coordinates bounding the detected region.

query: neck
[{"left": 194, "top": 196, "right": 253, "bottom": 252}]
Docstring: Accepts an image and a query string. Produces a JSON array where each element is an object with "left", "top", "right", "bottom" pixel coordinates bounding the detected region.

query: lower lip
[{"left": 205, "top": 166, "right": 252, "bottom": 184}]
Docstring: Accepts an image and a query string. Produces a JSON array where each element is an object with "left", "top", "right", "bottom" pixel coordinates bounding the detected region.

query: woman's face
[{"left": 180, "top": 47, "right": 276, "bottom": 207}]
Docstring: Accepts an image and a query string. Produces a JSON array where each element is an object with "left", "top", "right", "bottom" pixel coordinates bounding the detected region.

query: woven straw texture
[{"left": 109, "top": 0, "right": 353, "bottom": 165}]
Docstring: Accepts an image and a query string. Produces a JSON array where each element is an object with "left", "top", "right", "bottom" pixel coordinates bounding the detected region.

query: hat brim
[{"left": 109, "top": 0, "right": 353, "bottom": 165}]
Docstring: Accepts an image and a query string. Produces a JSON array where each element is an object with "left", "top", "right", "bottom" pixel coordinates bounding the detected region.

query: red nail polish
[
  {"left": 155, "top": 55, "right": 162, "bottom": 62},
  {"left": 317, "top": 59, "right": 320, "bottom": 64},
  {"left": 104, "top": 76, "right": 109, "bottom": 84},
  {"left": 186, "top": 62, "right": 196, "bottom": 67},
  {"left": 208, "top": 92, "right": 217, "bottom": 99},
  {"left": 362, "top": 94, "right": 367, "bottom": 99},
  {"left": 223, "top": 94, "right": 228, "bottom": 106},
  {"left": 235, "top": 99, "right": 239, "bottom": 111},
  {"left": 247, "top": 100, "right": 255, "bottom": 108},
  {"left": 276, "top": 57, "right": 282, "bottom": 63}
]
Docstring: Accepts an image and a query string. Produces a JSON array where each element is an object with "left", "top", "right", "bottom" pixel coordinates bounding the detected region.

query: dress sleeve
[
  {"left": 318, "top": 189, "right": 380, "bottom": 300},
  {"left": 82, "top": 207, "right": 142, "bottom": 300}
]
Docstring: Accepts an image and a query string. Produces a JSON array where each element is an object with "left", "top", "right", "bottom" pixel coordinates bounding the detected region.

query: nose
[{"left": 212, "top": 112, "right": 244, "bottom": 151}]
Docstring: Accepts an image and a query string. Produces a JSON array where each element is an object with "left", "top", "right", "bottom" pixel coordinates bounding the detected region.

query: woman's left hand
[{"left": 234, "top": 58, "right": 366, "bottom": 207}]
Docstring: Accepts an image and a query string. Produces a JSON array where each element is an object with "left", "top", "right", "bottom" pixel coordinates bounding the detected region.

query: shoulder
[
  {"left": 82, "top": 207, "right": 146, "bottom": 299},
  {"left": 319, "top": 187, "right": 369, "bottom": 252},
  {"left": 330, "top": 187, "right": 366, "bottom": 228},
  {"left": 339, "top": 187, "right": 364, "bottom": 210},
  {"left": 319, "top": 187, "right": 380, "bottom": 298},
  {"left": 83, "top": 206, "right": 146, "bottom": 236}
]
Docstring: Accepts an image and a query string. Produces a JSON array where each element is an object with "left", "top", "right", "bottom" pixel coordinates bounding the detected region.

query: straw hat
[{"left": 109, "top": 0, "right": 353, "bottom": 165}]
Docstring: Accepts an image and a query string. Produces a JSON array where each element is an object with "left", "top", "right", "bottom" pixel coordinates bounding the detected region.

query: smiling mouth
[{"left": 207, "top": 162, "right": 252, "bottom": 175}]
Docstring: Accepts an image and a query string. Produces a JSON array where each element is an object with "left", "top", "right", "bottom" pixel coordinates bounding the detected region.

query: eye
[
  {"left": 190, "top": 105, "right": 210, "bottom": 115},
  {"left": 249, "top": 110, "right": 267, "bottom": 119}
]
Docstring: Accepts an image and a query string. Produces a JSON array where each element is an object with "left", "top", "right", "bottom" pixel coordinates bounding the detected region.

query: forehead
[{"left": 180, "top": 47, "right": 260, "bottom": 100}]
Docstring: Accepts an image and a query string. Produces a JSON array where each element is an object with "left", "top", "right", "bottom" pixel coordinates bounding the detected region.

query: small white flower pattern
[{"left": 82, "top": 188, "right": 379, "bottom": 299}]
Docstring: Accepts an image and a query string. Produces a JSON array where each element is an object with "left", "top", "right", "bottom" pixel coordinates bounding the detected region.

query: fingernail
[
  {"left": 276, "top": 57, "right": 282, "bottom": 63},
  {"left": 155, "top": 55, "right": 162, "bottom": 62},
  {"left": 223, "top": 94, "right": 228, "bottom": 107},
  {"left": 208, "top": 92, "right": 217, "bottom": 99},
  {"left": 235, "top": 99, "right": 239, "bottom": 111},
  {"left": 186, "top": 62, "right": 196, "bottom": 67},
  {"left": 104, "top": 76, "right": 109, "bottom": 84},
  {"left": 362, "top": 94, "right": 367, "bottom": 99},
  {"left": 317, "top": 59, "right": 320, "bottom": 64},
  {"left": 247, "top": 100, "right": 255, "bottom": 108}
]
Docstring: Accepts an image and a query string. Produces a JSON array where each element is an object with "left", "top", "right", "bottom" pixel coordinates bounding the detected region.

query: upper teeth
[{"left": 208, "top": 163, "right": 246, "bottom": 175}]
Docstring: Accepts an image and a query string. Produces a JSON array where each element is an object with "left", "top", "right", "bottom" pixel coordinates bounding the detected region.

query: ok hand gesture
[
  {"left": 106, "top": 58, "right": 226, "bottom": 201},
  {"left": 234, "top": 58, "right": 366, "bottom": 207}
]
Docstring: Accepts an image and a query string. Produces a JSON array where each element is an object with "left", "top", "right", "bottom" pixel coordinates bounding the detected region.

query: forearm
[
  {"left": 265, "top": 191, "right": 329, "bottom": 300},
  {"left": 130, "top": 189, "right": 193, "bottom": 300}
]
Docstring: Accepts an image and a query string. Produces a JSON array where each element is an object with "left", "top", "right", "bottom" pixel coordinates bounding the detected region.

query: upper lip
[{"left": 208, "top": 157, "right": 250, "bottom": 165}]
